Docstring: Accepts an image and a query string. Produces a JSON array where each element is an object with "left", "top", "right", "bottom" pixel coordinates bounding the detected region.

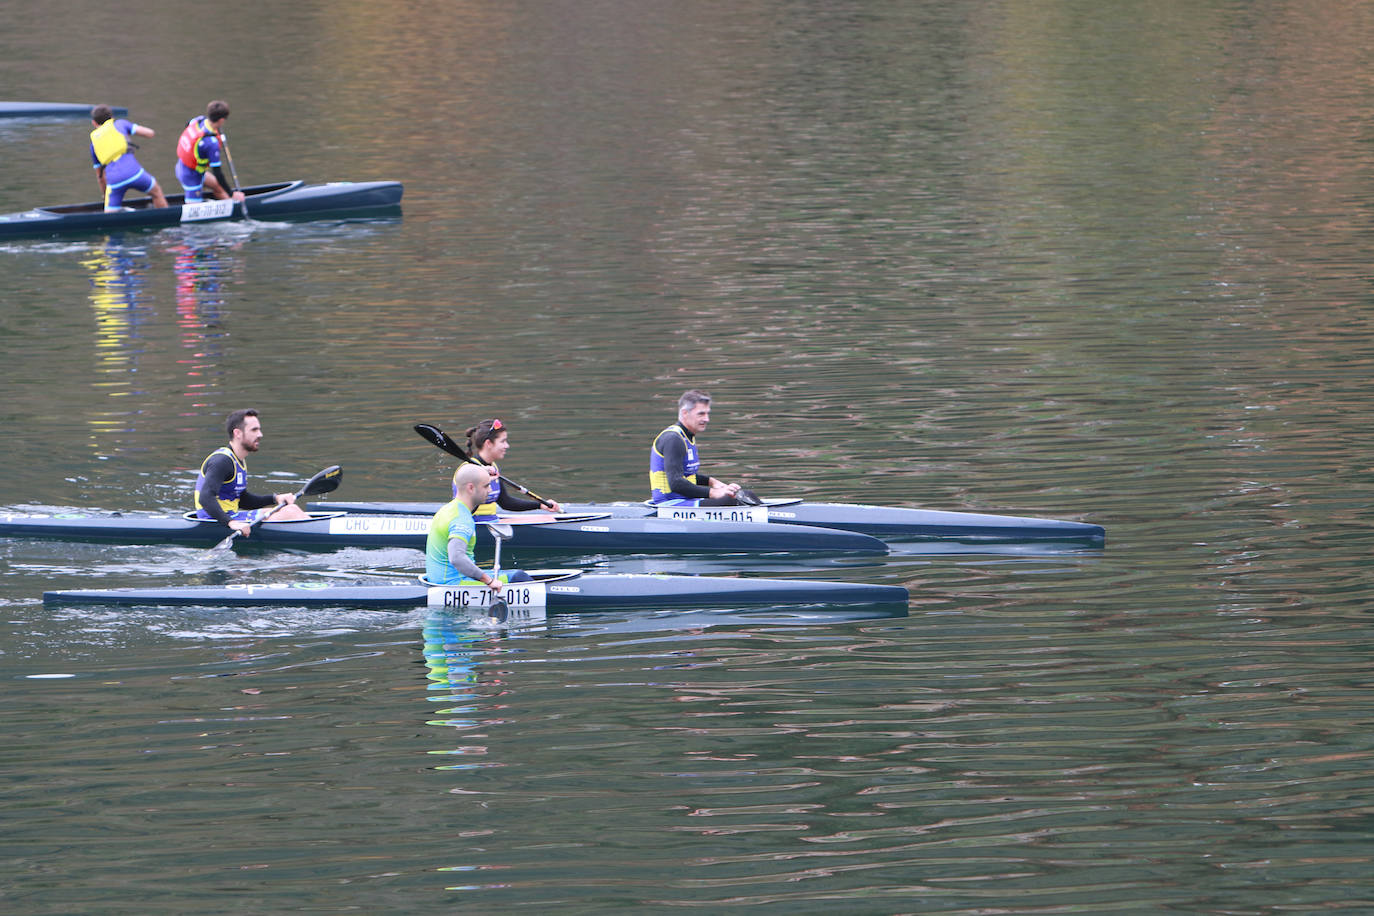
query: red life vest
[{"left": 176, "top": 116, "right": 219, "bottom": 172}]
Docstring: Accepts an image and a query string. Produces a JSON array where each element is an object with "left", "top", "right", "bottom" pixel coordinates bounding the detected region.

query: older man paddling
[
  {"left": 649, "top": 389, "right": 757, "bottom": 507},
  {"left": 193, "top": 409, "right": 309, "bottom": 538}
]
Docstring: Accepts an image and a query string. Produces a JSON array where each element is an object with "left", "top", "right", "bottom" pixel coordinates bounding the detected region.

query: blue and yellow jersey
[
  {"left": 649, "top": 423, "right": 700, "bottom": 503},
  {"left": 193, "top": 446, "right": 247, "bottom": 514}
]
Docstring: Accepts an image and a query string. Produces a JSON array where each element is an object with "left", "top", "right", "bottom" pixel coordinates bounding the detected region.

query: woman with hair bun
[{"left": 454, "top": 418, "right": 563, "bottom": 515}]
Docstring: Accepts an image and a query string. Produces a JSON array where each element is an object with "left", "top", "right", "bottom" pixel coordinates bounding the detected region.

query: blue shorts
[
  {"left": 175, "top": 160, "right": 208, "bottom": 201},
  {"left": 104, "top": 163, "right": 156, "bottom": 209}
]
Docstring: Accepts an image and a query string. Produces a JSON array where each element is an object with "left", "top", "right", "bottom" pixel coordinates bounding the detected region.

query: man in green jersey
[{"left": 426, "top": 463, "right": 508, "bottom": 588}]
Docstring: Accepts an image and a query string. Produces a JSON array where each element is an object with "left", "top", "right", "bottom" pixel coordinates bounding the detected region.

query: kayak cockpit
[
  {"left": 179, "top": 509, "right": 345, "bottom": 524},
  {"left": 42, "top": 182, "right": 301, "bottom": 215}
]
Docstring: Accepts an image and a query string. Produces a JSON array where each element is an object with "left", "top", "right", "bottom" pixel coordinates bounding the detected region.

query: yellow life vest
[{"left": 90, "top": 119, "right": 128, "bottom": 166}]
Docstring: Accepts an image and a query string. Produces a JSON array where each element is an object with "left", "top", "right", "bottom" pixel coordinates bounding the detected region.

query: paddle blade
[
  {"left": 414, "top": 423, "right": 468, "bottom": 459},
  {"left": 736, "top": 488, "right": 764, "bottom": 506},
  {"left": 209, "top": 531, "right": 239, "bottom": 551},
  {"left": 301, "top": 465, "right": 343, "bottom": 497}
]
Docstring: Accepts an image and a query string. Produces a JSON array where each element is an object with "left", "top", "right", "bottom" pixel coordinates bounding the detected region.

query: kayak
[
  {"left": 43, "top": 569, "right": 911, "bottom": 613},
  {"left": 0, "top": 180, "right": 402, "bottom": 239},
  {"left": 0, "top": 509, "right": 887, "bottom": 554},
  {"left": 317, "top": 498, "right": 1107, "bottom": 545},
  {"left": 0, "top": 101, "right": 125, "bottom": 118}
]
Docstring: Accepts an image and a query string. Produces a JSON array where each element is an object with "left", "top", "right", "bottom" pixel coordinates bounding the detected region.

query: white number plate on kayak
[
  {"left": 326, "top": 516, "right": 431, "bottom": 535},
  {"left": 655, "top": 505, "right": 771, "bottom": 524},
  {"left": 427, "top": 582, "right": 547, "bottom": 612},
  {"left": 180, "top": 199, "right": 235, "bottom": 222}
]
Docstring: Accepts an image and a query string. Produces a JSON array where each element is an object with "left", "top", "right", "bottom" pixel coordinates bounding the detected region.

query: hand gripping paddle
[
  {"left": 211, "top": 465, "right": 342, "bottom": 550},
  {"left": 413, "top": 423, "right": 558, "bottom": 510}
]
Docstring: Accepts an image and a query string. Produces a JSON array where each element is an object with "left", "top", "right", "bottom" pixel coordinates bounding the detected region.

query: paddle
[
  {"left": 413, "top": 423, "right": 559, "bottom": 510},
  {"left": 735, "top": 488, "right": 764, "bottom": 506},
  {"left": 218, "top": 131, "right": 247, "bottom": 215},
  {"left": 210, "top": 465, "right": 342, "bottom": 550},
  {"left": 484, "top": 522, "right": 513, "bottom": 622}
]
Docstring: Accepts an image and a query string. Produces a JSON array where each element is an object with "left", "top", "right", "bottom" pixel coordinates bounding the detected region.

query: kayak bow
[
  {"left": 316, "top": 498, "right": 1107, "bottom": 545},
  {"left": 0, "top": 101, "right": 126, "bottom": 118}
]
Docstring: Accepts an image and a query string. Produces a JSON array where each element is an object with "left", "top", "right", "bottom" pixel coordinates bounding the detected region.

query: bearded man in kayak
[
  {"left": 427, "top": 463, "right": 529, "bottom": 588},
  {"left": 174, "top": 100, "right": 246, "bottom": 203},
  {"left": 650, "top": 389, "right": 755, "bottom": 506},
  {"left": 193, "top": 409, "right": 309, "bottom": 538},
  {"left": 88, "top": 105, "right": 167, "bottom": 212}
]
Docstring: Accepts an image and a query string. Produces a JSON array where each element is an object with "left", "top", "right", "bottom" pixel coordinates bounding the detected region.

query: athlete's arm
[
  {"left": 660, "top": 433, "right": 710, "bottom": 499},
  {"left": 237, "top": 489, "right": 276, "bottom": 511},
  {"left": 447, "top": 539, "right": 499, "bottom": 588},
  {"left": 496, "top": 487, "right": 543, "bottom": 513}
]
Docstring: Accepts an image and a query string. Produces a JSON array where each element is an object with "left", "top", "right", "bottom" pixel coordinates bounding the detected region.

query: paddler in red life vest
[
  {"left": 88, "top": 105, "right": 168, "bottom": 212},
  {"left": 453, "top": 418, "right": 564, "bottom": 516},
  {"left": 174, "top": 100, "right": 246, "bottom": 204},
  {"left": 649, "top": 389, "right": 759, "bottom": 507},
  {"left": 193, "top": 408, "right": 309, "bottom": 539}
]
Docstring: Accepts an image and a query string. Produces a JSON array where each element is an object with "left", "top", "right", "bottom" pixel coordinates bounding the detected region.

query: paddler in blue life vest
[
  {"left": 193, "top": 408, "right": 309, "bottom": 539},
  {"left": 650, "top": 389, "right": 759, "bottom": 506},
  {"left": 428, "top": 463, "right": 532, "bottom": 588},
  {"left": 455, "top": 418, "right": 564, "bottom": 515},
  {"left": 88, "top": 105, "right": 167, "bottom": 212},
  {"left": 174, "top": 100, "right": 246, "bottom": 203}
]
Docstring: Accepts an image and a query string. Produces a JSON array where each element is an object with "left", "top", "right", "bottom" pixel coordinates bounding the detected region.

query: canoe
[
  {"left": 317, "top": 498, "right": 1107, "bottom": 545},
  {"left": 0, "top": 509, "right": 887, "bottom": 554},
  {"left": 43, "top": 569, "right": 911, "bottom": 613},
  {"left": 0, "top": 101, "right": 125, "bottom": 118},
  {"left": 0, "top": 180, "right": 402, "bottom": 239}
]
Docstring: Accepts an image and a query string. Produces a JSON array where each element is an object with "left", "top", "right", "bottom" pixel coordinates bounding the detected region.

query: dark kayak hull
[
  {"left": 318, "top": 499, "right": 1106, "bottom": 545},
  {"left": 0, "top": 510, "right": 886, "bottom": 554},
  {"left": 0, "top": 101, "right": 125, "bottom": 118},
  {"left": 488, "top": 514, "right": 885, "bottom": 553},
  {"left": 44, "top": 573, "right": 910, "bottom": 610},
  {"left": 0, "top": 180, "right": 402, "bottom": 239}
]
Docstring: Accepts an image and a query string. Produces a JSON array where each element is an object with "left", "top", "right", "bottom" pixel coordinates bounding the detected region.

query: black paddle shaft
[{"left": 413, "top": 423, "right": 557, "bottom": 509}]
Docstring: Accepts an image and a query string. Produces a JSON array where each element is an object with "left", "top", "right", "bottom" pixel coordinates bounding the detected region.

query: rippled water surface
[{"left": 3, "top": 2, "right": 1373, "bottom": 913}]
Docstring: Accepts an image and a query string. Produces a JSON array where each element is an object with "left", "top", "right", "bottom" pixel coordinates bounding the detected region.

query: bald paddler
[
  {"left": 193, "top": 409, "right": 309, "bottom": 538},
  {"left": 649, "top": 389, "right": 756, "bottom": 506},
  {"left": 89, "top": 105, "right": 167, "bottom": 212},
  {"left": 428, "top": 464, "right": 531, "bottom": 587}
]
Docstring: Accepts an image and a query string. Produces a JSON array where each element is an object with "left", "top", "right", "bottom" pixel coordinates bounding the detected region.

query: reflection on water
[
  {"left": 83, "top": 240, "right": 151, "bottom": 400},
  {"left": 169, "top": 233, "right": 237, "bottom": 411},
  {"left": 422, "top": 615, "right": 495, "bottom": 774}
]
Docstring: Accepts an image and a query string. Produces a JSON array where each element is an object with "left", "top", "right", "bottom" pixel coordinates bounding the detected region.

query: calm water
[{"left": 3, "top": 1, "right": 1373, "bottom": 913}]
